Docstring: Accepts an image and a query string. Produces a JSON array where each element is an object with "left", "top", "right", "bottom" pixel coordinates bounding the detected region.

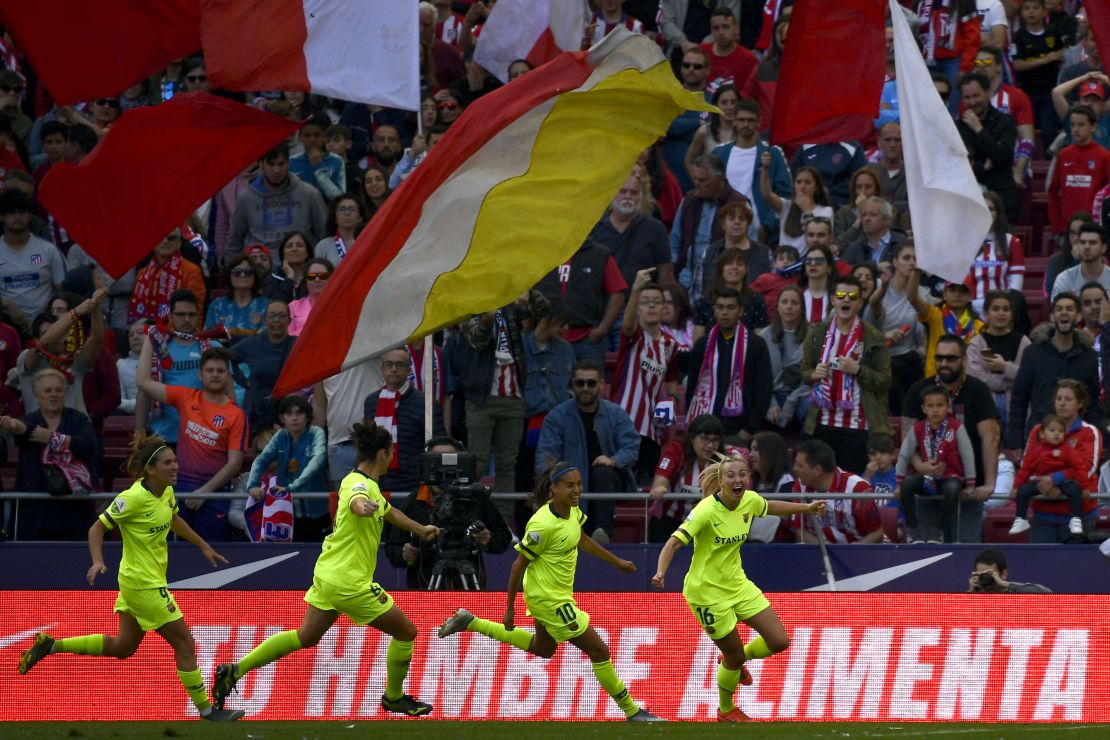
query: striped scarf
[
  {"left": 811, "top": 318, "right": 863, "bottom": 411},
  {"left": 43, "top": 431, "right": 93, "bottom": 493},
  {"left": 689, "top": 324, "right": 747, "bottom": 418},
  {"left": 373, "top": 382, "right": 409, "bottom": 470}
]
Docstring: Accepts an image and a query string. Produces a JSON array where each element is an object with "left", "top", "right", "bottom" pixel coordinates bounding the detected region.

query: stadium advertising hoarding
[{"left": 1, "top": 592, "right": 1104, "bottom": 722}]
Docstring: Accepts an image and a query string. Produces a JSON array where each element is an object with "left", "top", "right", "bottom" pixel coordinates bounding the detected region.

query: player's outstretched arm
[
  {"left": 578, "top": 532, "right": 636, "bottom": 573},
  {"left": 385, "top": 506, "right": 439, "bottom": 541},
  {"left": 652, "top": 536, "right": 684, "bottom": 590},
  {"left": 171, "top": 514, "right": 228, "bottom": 568},
  {"left": 767, "top": 500, "right": 827, "bottom": 517}
]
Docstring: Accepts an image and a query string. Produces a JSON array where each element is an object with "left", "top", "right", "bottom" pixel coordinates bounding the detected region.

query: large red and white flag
[
  {"left": 273, "top": 29, "right": 713, "bottom": 396},
  {"left": 474, "top": 0, "right": 589, "bottom": 83},
  {"left": 200, "top": 0, "right": 420, "bottom": 110},
  {"left": 890, "top": 0, "right": 990, "bottom": 282}
]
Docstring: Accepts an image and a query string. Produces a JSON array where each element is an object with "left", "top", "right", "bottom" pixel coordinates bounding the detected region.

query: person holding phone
[{"left": 966, "top": 290, "right": 1031, "bottom": 424}]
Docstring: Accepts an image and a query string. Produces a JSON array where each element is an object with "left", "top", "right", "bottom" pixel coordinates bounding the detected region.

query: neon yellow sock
[
  {"left": 235, "top": 629, "right": 301, "bottom": 677},
  {"left": 718, "top": 663, "right": 742, "bottom": 712},
  {"left": 592, "top": 659, "right": 638, "bottom": 718},
  {"left": 177, "top": 668, "right": 212, "bottom": 713},
  {"left": 744, "top": 636, "right": 772, "bottom": 660},
  {"left": 52, "top": 634, "right": 104, "bottom": 656},
  {"left": 469, "top": 616, "right": 533, "bottom": 651},
  {"left": 385, "top": 638, "right": 414, "bottom": 701}
]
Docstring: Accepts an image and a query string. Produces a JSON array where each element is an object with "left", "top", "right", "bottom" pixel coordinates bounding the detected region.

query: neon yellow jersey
[
  {"left": 98, "top": 479, "right": 178, "bottom": 590},
  {"left": 516, "top": 504, "right": 586, "bottom": 604},
  {"left": 313, "top": 470, "right": 391, "bottom": 590},
  {"left": 674, "top": 491, "right": 768, "bottom": 605}
]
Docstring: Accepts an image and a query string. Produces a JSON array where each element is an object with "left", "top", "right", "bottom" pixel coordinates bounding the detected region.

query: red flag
[
  {"left": 0, "top": 1, "right": 200, "bottom": 104},
  {"left": 1087, "top": 0, "right": 1110, "bottom": 69},
  {"left": 39, "top": 94, "right": 299, "bottom": 279},
  {"left": 769, "top": 0, "right": 886, "bottom": 147}
]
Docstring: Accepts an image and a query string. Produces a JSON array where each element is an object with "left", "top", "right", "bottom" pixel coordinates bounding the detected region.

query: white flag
[
  {"left": 475, "top": 0, "right": 588, "bottom": 84},
  {"left": 889, "top": 0, "right": 991, "bottom": 283}
]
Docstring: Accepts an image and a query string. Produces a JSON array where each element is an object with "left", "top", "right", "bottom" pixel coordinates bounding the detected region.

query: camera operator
[
  {"left": 967, "top": 548, "right": 1052, "bottom": 594},
  {"left": 384, "top": 437, "right": 512, "bottom": 589}
]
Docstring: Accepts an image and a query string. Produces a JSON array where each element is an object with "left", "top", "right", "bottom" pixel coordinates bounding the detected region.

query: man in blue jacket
[
  {"left": 712, "top": 100, "right": 791, "bottom": 243},
  {"left": 535, "top": 359, "right": 640, "bottom": 545}
]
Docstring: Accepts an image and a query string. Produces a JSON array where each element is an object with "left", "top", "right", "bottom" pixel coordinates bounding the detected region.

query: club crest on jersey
[
  {"left": 30, "top": 254, "right": 43, "bottom": 266},
  {"left": 743, "top": 513, "right": 749, "bottom": 523},
  {"left": 213, "top": 415, "right": 225, "bottom": 428},
  {"left": 527, "top": 531, "right": 542, "bottom": 545}
]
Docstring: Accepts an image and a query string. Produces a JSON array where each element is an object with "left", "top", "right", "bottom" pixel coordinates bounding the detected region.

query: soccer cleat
[
  {"left": 18, "top": 632, "right": 54, "bottom": 675},
  {"left": 437, "top": 608, "right": 475, "bottom": 639},
  {"left": 201, "top": 708, "right": 245, "bottom": 722},
  {"left": 212, "top": 663, "right": 240, "bottom": 711},
  {"left": 716, "top": 653, "right": 753, "bottom": 686},
  {"left": 1009, "top": 518, "right": 1031, "bottom": 535},
  {"left": 717, "top": 707, "right": 752, "bottom": 722},
  {"left": 381, "top": 693, "right": 433, "bottom": 717},
  {"left": 1068, "top": 517, "right": 1084, "bottom": 535},
  {"left": 627, "top": 709, "right": 665, "bottom": 722}
]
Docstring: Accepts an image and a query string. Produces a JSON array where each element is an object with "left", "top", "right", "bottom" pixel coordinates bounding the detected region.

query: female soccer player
[
  {"left": 653, "top": 452, "right": 827, "bottom": 722},
  {"left": 213, "top": 421, "right": 439, "bottom": 716},
  {"left": 437, "top": 461, "right": 664, "bottom": 722},
  {"left": 18, "top": 434, "right": 243, "bottom": 721}
]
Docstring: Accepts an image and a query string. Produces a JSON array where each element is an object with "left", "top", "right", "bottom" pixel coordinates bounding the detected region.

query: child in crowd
[
  {"left": 866, "top": 433, "right": 900, "bottom": 541},
  {"left": 1009, "top": 414, "right": 1090, "bottom": 536},
  {"left": 911, "top": 281, "right": 982, "bottom": 378},
  {"left": 289, "top": 114, "right": 346, "bottom": 199},
  {"left": 326, "top": 123, "right": 363, "bottom": 195},
  {"left": 750, "top": 244, "right": 802, "bottom": 321}
]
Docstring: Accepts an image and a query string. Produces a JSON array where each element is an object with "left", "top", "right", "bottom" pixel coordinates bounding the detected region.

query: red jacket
[
  {"left": 1025, "top": 420, "right": 1100, "bottom": 517},
  {"left": 1014, "top": 424, "right": 1092, "bottom": 491},
  {"left": 1048, "top": 141, "right": 1110, "bottom": 233},
  {"left": 920, "top": 1, "right": 982, "bottom": 71}
]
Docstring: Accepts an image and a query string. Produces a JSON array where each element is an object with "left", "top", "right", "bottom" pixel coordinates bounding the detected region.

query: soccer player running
[
  {"left": 652, "top": 452, "right": 827, "bottom": 722},
  {"left": 213, "top": 421, "right": 440, "bottom": 716},
  {"left": 18, "top": 435, "right": 244, "bottom": 721},
  {"left": 438, "top": 460, "right": 664, "bottom": 722}
]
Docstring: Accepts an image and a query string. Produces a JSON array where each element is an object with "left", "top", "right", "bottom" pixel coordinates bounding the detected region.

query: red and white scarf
[
  {"left": 373, "top": 382, "right": 409, "bottom": 470},
  {"left": 407, "top": 341, "right": 444, "bottom": 403},
  {"left": 811, "top": 318, "right": 863, "bottom": 411},
  {"left": 689, "top": 324, "right": 747, "bottom": 418},
  {"left": 128, "top": 253, "right": 183, "bottom": 324},
  {"left": 42, "top": 431, "right": 93, "bottom": 493}
]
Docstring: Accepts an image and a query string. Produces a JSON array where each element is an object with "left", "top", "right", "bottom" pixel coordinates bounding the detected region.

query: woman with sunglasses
[
  {"left": 288, "top": 258, "right": 334, "bottom": 336},
  {"left": 205, "top": 255, "right": 269, "bottom": 343},
  {"left": 432, "top": 89, "right": 463, "bottom": 125},
  {"left": 799, "top": 243, "right": 835, "bottom": 324},
  {"left": 183, "top": 58, "right": 210, "bottom": 94}
]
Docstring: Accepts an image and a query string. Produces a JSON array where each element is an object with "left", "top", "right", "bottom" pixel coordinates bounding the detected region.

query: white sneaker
[
  {"left": 1008, "top": 518, "right": 1031, "bottom": 535},
  {"left": 1068, "top": 517, "right": 1084, "bottom": 535},
  {"left": 591, "top": 527, "right": 611, "bottom": 545}
]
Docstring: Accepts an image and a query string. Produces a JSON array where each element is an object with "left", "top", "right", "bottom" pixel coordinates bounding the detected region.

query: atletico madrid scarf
[
  {"left": 689, "top": 324, "right": 747, "bottom": 419},
  {"left": 373, "top": 382, "right": 409, "bottom": 470},
  {"left": 128, "top": 253, "right": 183, "bottom": 324},
  {"left": 407, "top": 341, "right": 443, "bottom": 403},
  {"left": 811, "top": 318, "right": 863, "bottom": 412}
]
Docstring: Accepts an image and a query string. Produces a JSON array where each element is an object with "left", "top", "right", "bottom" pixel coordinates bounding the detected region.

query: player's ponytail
[
  {"left": 532, "top": 457, "right": 574, "bottom": 507},
  {"left": 126, "top": 432, "right": 170, "bottom": 479},
  {"left": 351, "top": 420, "right": 394, "bottom": 463}
]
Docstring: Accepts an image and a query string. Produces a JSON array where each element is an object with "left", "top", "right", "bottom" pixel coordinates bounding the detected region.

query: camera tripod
[{"left": 427, "top": 549, "right": 482, "bottom": 591}]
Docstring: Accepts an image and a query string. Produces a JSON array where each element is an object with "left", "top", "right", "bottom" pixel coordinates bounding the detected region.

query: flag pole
[{"left": 423, "top": 335, "right": 433, "bottom": 442}]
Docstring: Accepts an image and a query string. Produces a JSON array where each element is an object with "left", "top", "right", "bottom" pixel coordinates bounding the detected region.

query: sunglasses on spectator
[
  {"left": 1, "top": 84, "right": 24, "bottom": 94},
  {"left": 834, "top": 290, "right": 860, "bottom": 300},
  {"left": 437, "top": 100, "right": 459, "bottom": 111},
  {"left": 94, "top": 98, "right": 120, "bottom": 107},
  {"left": 934, "top": 354, "right": 961, "bottom": 364},
  {"left": 973, "top": 58, "right": 994, "bottom": 67},
  {"left": 230, "top": 268, "right": 255, "bottom": 277},
  {"left": 573, "top": 378, "right": 599, "bottom": 388},
  {"left": 306, "top": 273, "right": 330, "bottom": 282},
  {"left": 682, "top": 62, "right": 705, "bottom": 70},
  {"left": 186, "top": 75, "right": 207, "bottom": 83},
  {"left": 804, "top": 256, "right": 827, "bottom": 265}
]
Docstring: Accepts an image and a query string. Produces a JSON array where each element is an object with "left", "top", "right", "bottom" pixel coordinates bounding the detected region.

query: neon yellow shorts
[
  {"left": 304, "top": 577, "right": 394, "bottom": 626},
  {"left": 686, "top": 588, "right": 771, "bottom": 641},
  {"left": 114, "top": 586, "right": 183, "bottom": 632},
  {"left": 525, "top": 594, "right": 591, "bottom": 643}
]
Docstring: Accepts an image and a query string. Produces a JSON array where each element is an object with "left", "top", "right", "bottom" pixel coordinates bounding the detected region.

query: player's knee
[
  {"left": 590, "top": 644, "right": 611, "bottom": 663},
  {"left": 298, "top": 630, "right": 322, "bottom": 649},
  {"left": 397, "top": 623, "right": 418, "bottom": 642},
  {"left": 723, "top": 645, "right": 745, "bottom": 665},
  {"left": 767, "top": 632, "right": 790, "bottom": 654},
  {"left": 531, "top": 644, "right": 556, "bottom": 659}
]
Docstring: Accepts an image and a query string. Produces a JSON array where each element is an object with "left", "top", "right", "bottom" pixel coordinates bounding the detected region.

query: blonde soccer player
[
  {"left": 653, "top": 452, "right": 826, "bottom": 722},
  {"left": 18, "top": 434, "right": 243, "bottom": 721}
]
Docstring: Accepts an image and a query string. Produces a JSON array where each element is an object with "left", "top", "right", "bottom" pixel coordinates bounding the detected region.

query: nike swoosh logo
[
  {"left": 0, "top": 624, "right": 57, "bottom": 650},
  {"left": 804, "top": 553, "right": 952, "bottom": 592},
  {"left": 167, "top": 552, "right": 300, "bottom": 589}
]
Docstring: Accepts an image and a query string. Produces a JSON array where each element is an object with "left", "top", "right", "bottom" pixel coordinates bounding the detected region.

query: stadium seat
[
  {"left": 982, "top": 502, "right": 1029, "bottom": 543},
  {"left": 613, "top": 501, "right": 647, "bottom": 543},
  {"left": 879, "top": 506, "right": 902, "bottom": 543}
]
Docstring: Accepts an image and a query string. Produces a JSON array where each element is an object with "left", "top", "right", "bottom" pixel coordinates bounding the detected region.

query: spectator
[
  {"left": 0, "top": 311, "right": 22, "bottom": 416},
  {"left": 714, "top": 100, "right": 791, "bottom": 239},
  {"left": 359, "top": 166, "right": 392, "bottom": 222},
  {"left": 136, "top": 345, "right": 247, "bottom": 541},
  {"left": 973, "top": 45, "right": 1036, "bottom": 189},
  {"left": 967, "top": 192, "right": 1027, "bottom": 320},
  {"left": 867, "top": 242, "right": 927, "bottom": 412},
  {"left": 699, "top": 7, "right": 757, "bottom": 91},
  {"left": 127, "top": 229, "right": 206, "bottom": 325},
  {"left": 833, "top": 167, "right": 885, "bottom": 246},
  {"left": 800, "top": 244, "right": 836, "bottom": 325},
  {"left": 663, "top": 47, "right": 711, "bottom": 192},
  {"left": 263, "top": 231, "right": 314, "bottom": 304},
  {"left": 536, "top": 359, "right": 641, "bottom": 544},
  {"left": 801, "top": 274, "right": 892, "bottom": 474},
  {"left": 418, "top": 1, "right": 463, "bottom": 87},
  {"left": 1052, "top": 223, "right": 1110, "bottom": 298},
  {"left": 367, "top": 124, "right": 404, "bottom": 181},
  {"left": 701, "top": 200, "right": 772, "bottom": 286},
  {"left": 536, "top": 238, "right": 626, "bottom": 365},
  {"left": 205, "top": 255, "right": 269, "bottom": 343},
  {"left": 684, "top": 84, "right": 739, "bottom": 180},
  {"left": 1009, "top": 413, "right": 1089, "bottom": 537},
  {"left": 230, "top": 301, "right": 295, "bottom": 434},
  {"left": 790, "top": 141, "right": 867, "bottom": 209},
  {"left": 227, "top": 142, "right": 327, "bottom": 261},
  {"left": 116, "top": 319, "right": 148, "bottom": 415},
  {"left": 587, "top": 0, "right": 646, "bottom": 44},
  {"left": 957, "top": 72, "right": 1022, "bottom": 224},
  {"left": 0, "top": 190, "right": 66, "bottom": 328},
  {"left": 1008, "top": 292, "right": 1101, "bottom": 446},
  {"left": 841, "top": 197, "right": 904, "bottom": 267},
  {"left": 670, "top": 154, "right": 747, "bottom": 307},
  {"left": 1013, "top": 379, "right": 1101, "bottom": 542},
  {"left": 362, "top": 347, "right": 446, "bottom": 495},
  {"left": 1012, "top": 0, "right": 1064, "bottom": 145},
  {"left": 1077, "top": 281, "right": 1106, "bottom": 335},
  {"left": 693, "top": 247, "right": 769, "bottom": 338},
  {"left": 750, "top": 244, "right": 802, "bottom": 322},
  {"left": 921, "top": 0, "right": 982, "bottom": 117},
  {"left": 0, "top": 368, "right": 100, "bottom": 540},
  {"left": 896, "top": 385, "right": 978, "bottom": 543},
  {"left": 31, "top": 120, "right": 67, "bottom": 187},
  {"left": 749, "top": 430, "right": 795, "bottom": 494},
  {"left": 314, "top": 195, "right": 363, "bottom": 267},
  {"left": 648, "top": 414, "right": 732, "bottom": 542},
  {"left": 791, "top": 438, "right": 883, "bottom": 544},
  {"left": 587, "top": 170, "right": 674, "bottom": 293},
  {"left": 903, "top": 335, "right": 1004, "bottom": 542},
  {"left": 246, "top": 395, "right": 330, "bottom": 541},
  {"left": 1049, "top": 106, "right": 1110, "bottom": 237},
  {"left": 660, "top": 282, "right": 695, "bottom": 354},
  {"left": 967, "top": 290, "right": 1031, "bottom": 423},
  {"left": 742, "top": 17, "right": 788, "bottom": 131},
  {"left": 389, "top": 125, "right": 448, "bottom": 190},
  {"left": 1, "top": 171, "right": 50, "bottom": 243},
  {"left": 457, "top": 290, "right": 549, "bottom": 519},
  {"left": 1044, "top": 213, "right": 1091, "bottom": 297},
  {"left": 853, "top": 263, "right": 879, "bottom": 310},
  {"left": 323, "top": 123, "right": 362, "bottom": 196},
  {"left": 758, "top": 285, "right": 810, "bottom": 429},
  {"left": 874, "top": 122, "right": 909, "bottom": 221},
  {"left": 911, "top": 279, "right": 982, "bottom": 379},
  {"left": 1050, "top": 76, "right": 1110, "bottom": 151},
  {"left": 686, "top": 287, "right": 773, "bottom": 444},
  {"left": 289, "top": 114, "right": 346, "bottom": 200},
  {"left": 968, "top": 547, "right": 1051, "bottom": 593},
  {"left": 865, "top": 433, "right": 898, "bottom": 498},
  {"left": 288, "top": 258, "right": 333, "bottom": 336},
  {"left": 449, "top": 52, "right": 501, "bottom": 109},
  {"left": 759, "top": 155, "right": 834, "bottom": 252}
]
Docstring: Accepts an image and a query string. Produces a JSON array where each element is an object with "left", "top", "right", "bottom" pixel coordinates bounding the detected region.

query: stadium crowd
[{"left": 0, "top": 0, "right": 1108, "bottom": 551}]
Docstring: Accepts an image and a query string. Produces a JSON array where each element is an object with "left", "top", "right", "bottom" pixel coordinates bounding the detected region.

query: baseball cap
[
  {"left": 1080, "top": 81, "right": 1107, "bottom": 100},
  {"left": 244, "top": 244, "right": 271, "bottom": 257}
]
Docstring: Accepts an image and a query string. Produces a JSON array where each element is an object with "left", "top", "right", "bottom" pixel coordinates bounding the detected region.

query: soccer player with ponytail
[
  {"left": 18, "top": 434, "right": 243, "bottom": 721},
  {"left": 653, "top": 452, "right": 827, "bottom": 722},
  {"left": 437, "top": 460, "right": 664, "bottom": 722},
  {"left": 212, "top": 421, "right": 440, "bottom": 716}
]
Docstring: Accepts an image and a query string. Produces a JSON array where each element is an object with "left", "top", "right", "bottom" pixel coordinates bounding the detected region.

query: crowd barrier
[{"left": 0, "top": 591, "right": 1104, "bottom": 722}]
